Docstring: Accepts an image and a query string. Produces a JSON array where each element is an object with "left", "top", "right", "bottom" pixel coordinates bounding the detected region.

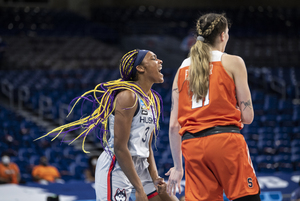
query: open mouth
[{"left": 158, "top": 66, "right": 162, "bottom": 73}]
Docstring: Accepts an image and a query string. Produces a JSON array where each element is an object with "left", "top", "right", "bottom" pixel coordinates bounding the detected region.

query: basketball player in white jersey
[{"left": 94, "top": 49, "right": 178, "bottom": 201}]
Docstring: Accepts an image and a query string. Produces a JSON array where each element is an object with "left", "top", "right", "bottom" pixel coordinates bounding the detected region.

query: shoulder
[
  {"left": 115, "top": 90, "right": 137, "bottom": 109},
  {"left": 11, "top": 163, "right": 19, "bottom": 168},
  {"left": 222, "top": 53, "right": 247, "bottom": 73},
  {"left": 32, "top": 165, "right": 41, "bottom": 171},
  {"left": 222, "top": 53, "right": 245, "bottom": 65},
  {"left": 49, "top": 165, "right": 59, "bottom": 170}
]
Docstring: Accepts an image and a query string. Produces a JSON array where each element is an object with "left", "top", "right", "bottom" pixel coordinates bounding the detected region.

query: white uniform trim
[
  {"left": 211, "top": 50, "right": 224, "bottom": 62},
  {"left": 179, "top": 51, "right": 224, "bottom": 69},
  {"left": 179, "top": 58, "right": 191, "bottom": 69}
]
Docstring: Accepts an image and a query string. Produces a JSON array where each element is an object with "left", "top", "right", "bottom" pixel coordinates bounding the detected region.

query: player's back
[{"left": 177, "top": 50, "right": 242, "bottom": 135}]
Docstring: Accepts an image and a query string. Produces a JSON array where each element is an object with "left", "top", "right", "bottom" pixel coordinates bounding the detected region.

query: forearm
[
  {"left": 147, "top": 148, "right": 159, "bottom": 181},
  {"left": 169, "top": 126, "right": 183, "bottom": 170},
  {"left": 115, "top": 148, "right": 144, "bottom": 192}
]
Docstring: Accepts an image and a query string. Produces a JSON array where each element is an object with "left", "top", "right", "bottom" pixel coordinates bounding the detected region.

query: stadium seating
[{"left": 0, "top": 6, "right": 300, "bottom": 189}]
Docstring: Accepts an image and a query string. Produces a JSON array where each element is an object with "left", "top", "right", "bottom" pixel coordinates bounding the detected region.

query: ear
[
  {"left": 136, "top": 65, "right": 145, "bottom": 73},
  {"left": 221, "top": 32, "right": 225, "bottom": 41}
]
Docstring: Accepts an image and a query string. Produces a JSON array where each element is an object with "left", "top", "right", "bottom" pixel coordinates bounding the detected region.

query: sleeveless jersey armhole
[
  {"left": 111, "top": 98, "right": 140, "bottom": 116},
  {"left": 220, "top": 53, "right": 234, "bottom": 81}
]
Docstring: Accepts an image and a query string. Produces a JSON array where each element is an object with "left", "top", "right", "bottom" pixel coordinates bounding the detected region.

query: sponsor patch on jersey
[
  {"left": 140, "top": 99, "right": 148, "bottom": 110},
  {"left": 114, "top": 188, "right": 126, "bottom": 201},
  {"left": 142, "top": 110, "right": 148, "bottom": 115}
]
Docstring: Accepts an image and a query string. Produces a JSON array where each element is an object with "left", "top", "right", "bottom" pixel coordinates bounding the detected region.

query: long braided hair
[
  {"left": 189, "top": 13, "right": 229, "bottom": 101},
  {"left": 35, "top": 49, "right": 163, "bottom": 153}
]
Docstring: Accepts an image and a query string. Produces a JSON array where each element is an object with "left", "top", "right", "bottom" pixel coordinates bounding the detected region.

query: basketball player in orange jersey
[{"left": 165, "top": 13, "right": 261, "bottom": 201}]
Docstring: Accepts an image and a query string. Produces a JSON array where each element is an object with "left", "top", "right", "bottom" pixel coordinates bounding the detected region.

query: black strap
[{"left": 182, "top": 125, "right": 240, "bottom": 141}]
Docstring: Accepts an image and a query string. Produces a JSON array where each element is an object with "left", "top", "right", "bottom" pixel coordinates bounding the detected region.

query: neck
[
  {"left": 135, "top": 80, "right": 153, "bottom": 96},
  {"left": 211, "top": 43, "right": 225, "bottom": 52}
]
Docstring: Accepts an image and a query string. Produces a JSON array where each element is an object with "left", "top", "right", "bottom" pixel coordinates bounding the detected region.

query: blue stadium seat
[
  {"left": 291, "top": 154, "right": 300, "bottom": 171},
  {"left": 69, "top": 162, "right": 86, "bottom": 180},
  {"left": 273, "top": 154, "right": 293, "bottom": 172},
  {"left": 258, "top": 133, "right": 274, "bottom": 141},
  {"left": 274, "top": 139, "right": 291, "bottom": 155},
  {"left": 291, "top": 139, "right": 300, "bottom": 148},
  {"left": 256, "top": 155, "right": 275, "bottom": 173},
  {"left": 257, "top": 140, "right": 275, "bottom": 155},
  {"left": 246, "top": 140, "right": 259, "bottom": 156},
  {"left": 291, "top": 147, "right": 300, "bottom": 155}
]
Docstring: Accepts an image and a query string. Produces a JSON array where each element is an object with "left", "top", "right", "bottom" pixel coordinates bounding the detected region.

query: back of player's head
[
  {"left": 188, "top": 13, "right": 230, "bottom": 102},
  {"left": 119, "top": 49, "right": 139, "bottom": 81},
  {"left": 196, "top": 13, "right": 229, "bottom": 45},
  {"left": 119, "top": 49, "right": 149, "bottom": 81}
]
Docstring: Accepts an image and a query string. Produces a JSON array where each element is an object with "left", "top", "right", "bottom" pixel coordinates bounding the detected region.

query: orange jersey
[
  {"left": 177, "top": 51, "right": 242, "bottom": 135},
  {"left": 32, "top": 165, "right": 60, "bottom": 182},
  {"left": 0, "top": 163, "right": 20, "bottom": 184}
]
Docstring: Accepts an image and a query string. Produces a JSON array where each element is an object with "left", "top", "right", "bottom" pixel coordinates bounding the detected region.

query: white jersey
[
  {"left": 95, "top": 96, "right": 158, "bottom": 201},
  {"left": 106, "top": 96, "right": 156, "bottom": 158}
]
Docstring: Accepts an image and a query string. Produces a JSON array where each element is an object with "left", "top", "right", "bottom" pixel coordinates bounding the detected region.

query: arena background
[{"left": 0, "top": 0, "right": 300, "bottom": 200}]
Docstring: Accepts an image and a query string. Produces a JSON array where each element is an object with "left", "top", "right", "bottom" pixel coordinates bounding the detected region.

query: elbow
[
  {"left": 241, "top": 113, "right": 254, "bottom": 124},
  {"left": 114, "top": 145, "right": 124, "bottom": 155},
  {"left": 242, "top": 118, "right": 253, "bottom": 125},
  {"left": 169, "top": 123, "right": 181, "bottom": 136}
]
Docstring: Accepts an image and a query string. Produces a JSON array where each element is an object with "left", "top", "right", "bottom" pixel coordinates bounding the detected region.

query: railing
[
  {"left": 18, "top": 86, "right": 30, "bottom": 110},
  {"left": 1, "top": 79, "right": 14, "bottom": 108},
  {"left": 39, "top": 95, "right": 52, "bottom": 119}
]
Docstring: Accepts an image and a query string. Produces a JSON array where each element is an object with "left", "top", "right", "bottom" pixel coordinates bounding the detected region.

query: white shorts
[{"left": 95, "top": 151, "right": 158, "bottom": 201}]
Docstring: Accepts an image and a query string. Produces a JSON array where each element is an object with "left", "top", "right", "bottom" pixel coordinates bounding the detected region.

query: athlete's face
[{"left": 140, "top": 51, "right": 164, "bottom": 83}]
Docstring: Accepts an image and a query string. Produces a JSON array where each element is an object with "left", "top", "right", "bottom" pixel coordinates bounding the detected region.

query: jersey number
[
  {"left": 192, "top": 89, "right": 210, "bottom": 109},
  {"left": 142, "top": 127, "right": 150, "bottom": 143}
]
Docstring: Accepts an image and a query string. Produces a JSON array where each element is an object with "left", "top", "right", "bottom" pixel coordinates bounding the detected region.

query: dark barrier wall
[{"left": 89, "top": 0, "right": 300, "bottom": 8}]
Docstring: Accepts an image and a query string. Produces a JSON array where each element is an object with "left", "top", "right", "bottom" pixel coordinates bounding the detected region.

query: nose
[{"left": 159, "top": 59, "right": 163, "bottom": 64}]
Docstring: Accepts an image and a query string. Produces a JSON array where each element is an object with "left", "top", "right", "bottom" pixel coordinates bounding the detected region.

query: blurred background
[{"left": 0, "top": 0, "right": 300, "bottom": 200}]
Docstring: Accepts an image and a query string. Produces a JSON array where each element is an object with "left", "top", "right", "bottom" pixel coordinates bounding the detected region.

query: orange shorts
[{"left": 181, "top": 133, "right": 260, "bottom": 201}]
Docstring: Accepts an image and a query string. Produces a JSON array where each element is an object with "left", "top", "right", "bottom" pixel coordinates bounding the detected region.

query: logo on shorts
[
  {"left": 114, "top": 188, "right": 127, "bottom": 201},
  {"left": 247, "top": 177, "right": 253, "bottom": 188}
]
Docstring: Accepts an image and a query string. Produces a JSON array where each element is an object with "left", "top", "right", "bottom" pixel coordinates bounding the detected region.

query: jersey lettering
[
  {"left": 140, "top": 116, "right": 153, "bottom": 124},
  {"left": 192, "top": 89, "right": 210, "bottom": 109}
]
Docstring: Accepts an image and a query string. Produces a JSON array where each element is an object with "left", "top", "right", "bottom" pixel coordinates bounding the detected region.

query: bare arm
[
  {"left": 114, "top": 90, "right": 147, "bottom": 200},
  {"left": 166, "top": 70, "right": 184, "bottom": 196},
  {"left": 222, "top": 54, "right": 254, "bottom": 124},
  {"left": 147, "top": 132, "right": 159, "bottom": 181},
  {"left": 147, "top": 127, "right": 179, "bottom": 200}
]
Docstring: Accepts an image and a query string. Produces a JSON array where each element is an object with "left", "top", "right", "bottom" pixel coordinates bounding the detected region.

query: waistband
[{"left": 182, "top": 125, "right": 240, "bottom": 141}]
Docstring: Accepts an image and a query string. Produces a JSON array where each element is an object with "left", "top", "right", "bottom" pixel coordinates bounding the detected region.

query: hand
[
  {"left": 153, "top": 177, "right": 166, "bottom": 194},
  {"left": 165, "top": 167, "right": 183, "bottom": 196},
  {"left": 135, "top": 189, "right": 148, "bottom": 201},
  {"left": 157, "top": 183, "right": 167, "bottom": 194}
]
